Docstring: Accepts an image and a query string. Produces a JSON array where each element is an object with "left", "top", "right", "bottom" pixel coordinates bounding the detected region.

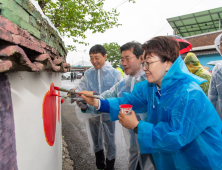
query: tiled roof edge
[
  {"left": 0, "top": 45, "right": 70, "bottom": 73},
  {"left": 184, "top": 30, "right": 222, "bottom": 39},
  {"left": 190, "top": 45, "right": 216, "bottom": 51}
]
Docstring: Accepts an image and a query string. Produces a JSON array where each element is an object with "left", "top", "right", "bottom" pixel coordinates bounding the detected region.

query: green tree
[
  {"left": 37, "top": 0, "right": 135, "bottom": 51},
  {"left": 103, "top": 42, "right": 121, "bottom": 68}
]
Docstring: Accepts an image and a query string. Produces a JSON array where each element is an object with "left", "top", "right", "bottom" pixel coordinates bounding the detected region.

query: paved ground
[
  {"left": 61, "top": 79, "right": 128, "bottom": 170},
  {"left": 62, "top": 137, "right": 74, "bottom": 170}
]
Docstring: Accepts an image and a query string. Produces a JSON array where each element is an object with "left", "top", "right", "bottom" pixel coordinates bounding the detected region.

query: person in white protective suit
[
  {"left": 208, "top": 33, "right": 222, "bottom": 120},
  {"left": 76, "top": 42, "right": 156, "bottom": 170},
  {"left": 73, "top": 45, "right": 123, "bottom": 170}
]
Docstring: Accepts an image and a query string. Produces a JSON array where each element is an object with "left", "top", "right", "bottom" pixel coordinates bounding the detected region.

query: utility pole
[{"left": 219, "top": 18, "right": 221, "bottom": 30}]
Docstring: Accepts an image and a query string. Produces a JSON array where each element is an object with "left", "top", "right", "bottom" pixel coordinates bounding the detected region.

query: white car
[
  {"left": 61, "top": 72, "right": 71, "bottom": 80},
  {"left": 76, "top": 73, "right": 82, "bottom": 79}
]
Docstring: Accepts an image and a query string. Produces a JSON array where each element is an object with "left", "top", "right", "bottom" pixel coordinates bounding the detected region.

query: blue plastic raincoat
[{"left": 106, "top": 56, "right": 222, "bottom": 170}]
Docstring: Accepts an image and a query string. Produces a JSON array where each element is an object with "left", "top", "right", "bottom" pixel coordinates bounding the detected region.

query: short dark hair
[
  {"left": 89, "top": 44, "right": 106, "bottom": 56},
  {"left": 142, "top": 36, "right": 180, "bottom": 63},
  {"left": 120, "top": 41, "right": 143, "bottom": 59}
]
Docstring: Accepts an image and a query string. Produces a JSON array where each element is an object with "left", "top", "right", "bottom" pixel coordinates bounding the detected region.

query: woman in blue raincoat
[{"left": 81, "top": 36, "right": 222, "bottom": 170}]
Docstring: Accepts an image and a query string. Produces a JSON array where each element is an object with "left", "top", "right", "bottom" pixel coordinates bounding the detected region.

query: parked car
[
  {"left": 76, "top": 73, "right": 82, "bottom": 79},
  {"left": 61, "top": 72, "right": 71, "bottom": 80}
]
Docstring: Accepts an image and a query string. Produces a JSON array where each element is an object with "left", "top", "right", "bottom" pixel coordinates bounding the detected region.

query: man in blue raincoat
[
  {"left": 81, "top": 36, "right": 222, "bottom": 170},
  {"left": 74, "top": 45, "right": 123, "bottom": 170}
]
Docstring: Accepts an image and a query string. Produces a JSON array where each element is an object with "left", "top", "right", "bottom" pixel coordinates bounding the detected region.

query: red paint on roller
[
  {"left": 58, "top": 91, "right": 60, "bottom": 123},
  {"left": 42, "top": 83, "right": 57, "bottom": 146}
]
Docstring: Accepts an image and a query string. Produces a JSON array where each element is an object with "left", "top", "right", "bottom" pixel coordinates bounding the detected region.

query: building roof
[
  {"left": 191, "top": 49, "right": 218, "bottom": 56},
  {"left": 185, "top": 30, "right": 222, "bottom": 47},
  {"left": 181, "top": 49, "right": 219, "bottom": 59},
  {"left": 191, "top": 45, "right": 216, "bottom": 51},
  {"left": 167, "top": 7, "right": 222, "bottom": 37},
  {"left": 73, "top": 61, "right": 93, "bottom": 67}
]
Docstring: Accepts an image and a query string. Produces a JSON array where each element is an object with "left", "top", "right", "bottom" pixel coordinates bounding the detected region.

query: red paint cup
[{"left": 120, "top": 104, "right": 133, "bottom": 115}]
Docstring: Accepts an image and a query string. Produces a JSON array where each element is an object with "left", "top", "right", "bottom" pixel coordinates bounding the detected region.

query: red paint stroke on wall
[
  {"left": 58, "top": 91, "right": 60, "bottom": 123},
  {"left": 42, "top": 83, "right": 57, "bottom": 146}
]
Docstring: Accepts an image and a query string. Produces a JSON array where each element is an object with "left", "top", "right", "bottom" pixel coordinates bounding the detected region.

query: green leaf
[
  {"left": 37, "top": 0, "right": 136, "bottom": 52},
  {"left": 103, "top": 42, "right": 121, "bottom": 67}
]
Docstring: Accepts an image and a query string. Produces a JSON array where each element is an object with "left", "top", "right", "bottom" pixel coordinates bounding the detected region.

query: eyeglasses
[
  {"left": 119, "top": 56, "right": 136, "bottom": 65},
  {"left": 141, "top": 60, "right": 161, "bottom": 70}
]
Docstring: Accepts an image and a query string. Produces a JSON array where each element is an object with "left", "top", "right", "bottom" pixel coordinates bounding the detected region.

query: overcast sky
[{"left": 64, "top": 0, "right": 222, "bottom": 65}]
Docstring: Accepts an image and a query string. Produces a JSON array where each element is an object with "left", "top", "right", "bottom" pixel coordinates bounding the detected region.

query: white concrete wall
[{"left": 6, "top": 71, "right": 62, "bottom": 170}]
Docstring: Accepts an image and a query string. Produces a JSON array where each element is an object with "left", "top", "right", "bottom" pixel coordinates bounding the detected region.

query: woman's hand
[
  {"left": 118, "top": 110, "right": 139, "bottom": 130},
  {"left": 78, "top": 91, "right": 99, "bottom": 109}
]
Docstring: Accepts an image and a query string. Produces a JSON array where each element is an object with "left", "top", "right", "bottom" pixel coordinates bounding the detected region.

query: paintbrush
[
  {"left": 52, "top": 94, "right": 71, "bottom": 98},
  {"left": 61, "top": 87, "right": 78, "bottom": 104},
  {"left": 52, "top": 94, "right": 86, "bottom": 103},
  {"left": 54, "top": 86, "right": 100, "bottom": 99}
]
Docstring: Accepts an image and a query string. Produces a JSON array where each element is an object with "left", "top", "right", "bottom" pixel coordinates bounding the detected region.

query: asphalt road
[{"left": 61, "top": 79, "right": 128, "bottom": 170}]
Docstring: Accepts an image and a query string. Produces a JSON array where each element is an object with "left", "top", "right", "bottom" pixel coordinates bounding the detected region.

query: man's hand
[
  {"left": 67, "top": 89, "right": 76, "bottom": 98},
  {"left": 76, "top": 101, "right": 88, "bottom": 111},
  {"left": 92, "top": 92, "right": 100, "bottom": 95},
  {"left": 118, "top": 110, "right": 139, "bottom": 129},
  {"left": 71, "top": 97, "right": 86, "bottom": 104},
  {"left": 78, "top": 91, "right": 99, "bottom": 109}
]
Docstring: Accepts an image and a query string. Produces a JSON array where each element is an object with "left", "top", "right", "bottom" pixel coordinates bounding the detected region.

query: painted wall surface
[
  {"left": 6, "top": 71, "right": 62, "bottom": 170},
  {"left": 198, "top": 53, "right": 222, "bottom": 71}
]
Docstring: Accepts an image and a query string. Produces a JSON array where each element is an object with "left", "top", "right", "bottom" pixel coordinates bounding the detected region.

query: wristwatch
[{"left": 133, "top": 126, "right": 138, "bottom": 134}]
